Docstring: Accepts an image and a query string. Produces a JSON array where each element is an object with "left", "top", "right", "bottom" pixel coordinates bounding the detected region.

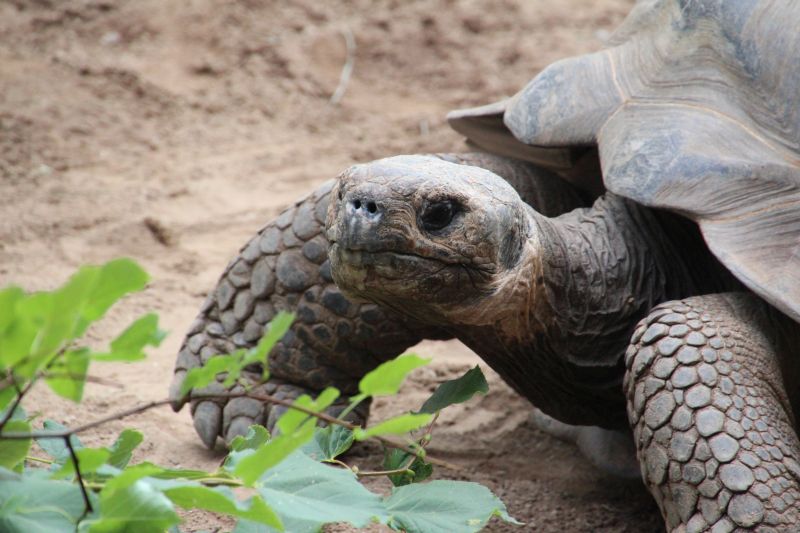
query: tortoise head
[{"left": 326, "top": 155, "right": 532, "bottom": 324}]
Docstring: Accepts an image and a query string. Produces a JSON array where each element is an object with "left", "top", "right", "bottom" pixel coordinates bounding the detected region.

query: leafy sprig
[{"left": 0, "top": 259, "right": 520, "bottom": 532}]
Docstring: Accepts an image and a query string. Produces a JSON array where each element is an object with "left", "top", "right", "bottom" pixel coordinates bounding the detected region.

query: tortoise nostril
[
  {"left": 366, "top": 201, "right": 377, "bottom": 214},
  {"left": 353, "top": 199, "right": 362, "bottom": 209}
]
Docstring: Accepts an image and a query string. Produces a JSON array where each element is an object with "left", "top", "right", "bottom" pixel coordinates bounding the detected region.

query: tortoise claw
[
  {"left": 193, "top": 401, "right": 223, "bottom": 449},
  {"left": 225, "top": 416, "right": 257, "bottom": 445},
  {"left": 168, "top": 370, "right": 188, "bottom": 411}
]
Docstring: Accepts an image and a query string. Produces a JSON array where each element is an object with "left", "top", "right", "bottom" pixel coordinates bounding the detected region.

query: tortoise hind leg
[
  {"left": 170, "top": 179, "right": 449, "bottom": 448},
  {"left": 625, "top": 294, "right": 800, "bottom": 532}
]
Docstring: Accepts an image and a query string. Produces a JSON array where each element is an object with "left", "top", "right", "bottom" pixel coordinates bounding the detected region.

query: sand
[{"left": 1, "top": 0, "right": 662, "bottom": 530}]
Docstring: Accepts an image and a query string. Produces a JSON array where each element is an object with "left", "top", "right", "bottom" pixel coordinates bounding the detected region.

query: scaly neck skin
[
  {"left": 450, "top": 194, "right": 706, "bottom": 428},
  {"left": 491, "top": 193, "right": 700, "bottom": 368}
]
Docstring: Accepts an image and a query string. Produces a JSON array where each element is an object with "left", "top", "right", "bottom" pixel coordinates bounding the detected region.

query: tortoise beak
[
  {"left": 336, "top": 187, "right": 387, "bottom": 252},
  {"left": 327, "top": 166, "right": 408, "bottom": 256}
]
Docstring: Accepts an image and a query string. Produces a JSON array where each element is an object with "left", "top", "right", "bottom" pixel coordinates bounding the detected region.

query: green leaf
[
  {"left": 354, "top": 413, "right": 433, "bottom": 440},
  {"left": 36, "top": 421, "right": 83, "bottom": 464},
  {"left": 383, "top": 449, "right": 433, "bottom": 487},
  {"left": 0, "top": 475, "right": 88, "bottom": 532},
  {"left": 302, "top": 425, "right": 354, "bottom": 461},
  {"left": 107, "top": 429, "right": 144, "bottom": 469},
  {"left": 88, "top": 478, "right": 180, "bottom": 533},
  {"left": 253, "top": 451, "right": 388, "bottom": 532},
  {"left": 403, "top": 459, "right": 432, "bottom": 486},
  {"left": 42, "top": 266, "right": 99, "bottom": 354},
  {"left": 0, "top": 287, "right": 23, "bottom": 338},
  {"left": 45, "top": 348, "right": 90, "bottom": 401},
  {"left": 179, "top": 354, "right": 239, "bottom": 397},
  {"left": 385, "top": 480, "right": 521, "bottom": 532},
  {"left": 0, "top": 420, "right": 31, "bottom": 471},
  {"left": 243, "top": 312, "right": 294, "bottom": 368},
  {"left": 233, "top": 420, "right": 315, "bottom": 486},
  {"left": 0, "top": 260, "right": 150, "bottom": 373},
  {"left": 0, "top": 388, "right": 17, "bottom": 415},
  {"left": 419, "top": 366, "right": 489, "bottom": 414},
  {"left": 93, "top": 314, "right": 166, "bottom": 362},
  {"left": 103, "top": 463, "right": 165, "bottom": 493},
  {"left": 224, "top": 425, "right": 271, "bottom": 471},
  {"left": 53, "top": 448, "right": 111, "bottom": 479},
  {"left": 358, "top": 354, "right": 430, "bottom": 397},
  {"left": 147, "top": 466, "right": 215, "bottom": 482},
  {"left": 0, "top": 404, "right": 26, "bottom": 422},
  {"left": 163, "top": 485, "right": 282, "bottom": 530},
  {"left": 86, "top": 464, "right": 187, "bottom": 533},
  {"left": 0, "top": 293, "right": 45, "bottom": 371},
  {"left": 275, "top": 388, "right": 339, "bottom": 436},
  {"left": 229, "top": 389, "right": 341, "bottom": 483},
  {"left": 36, "top": 433, "right": 79, "bottom": 463},
  {"left": 229, "top": 425, "right": 270, "bottom": 453},
  {"left": 76, "top": 258, "right": 150, "bottom": 336}
]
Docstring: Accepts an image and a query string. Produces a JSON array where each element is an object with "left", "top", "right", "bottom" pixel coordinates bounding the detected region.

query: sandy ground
[{"left": 1, "top": 0, "right": 663, "bottom": 531}]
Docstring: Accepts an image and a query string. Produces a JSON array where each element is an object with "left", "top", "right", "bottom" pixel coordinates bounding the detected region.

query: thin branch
[
  {"left": 0, "top": 391, "right": 462, "bottom": 470},
  {"left": 230, "top": 391, "right": 459, "bottom": 469},
  {"left": 399, "top": 410, "right": 440, "bottom": 472},
  {"left": 44, "top": 373, "right": 124, "bottom": 388},
  {"left": 65, "top": 436, "right": 93, "bottom": 520},
  {"left": 324, "top": 458, "right": 351, "bottom": 470},
  {"left": 325, "top": 457, "right": 415, "bottom": 479},
  {"left": 0, "top": 372, "right": 123, "bottom": 390},
  {"left": 25, "top": 455, "right": 54, "bottom": 464},
  {"left": 0, "top": 399, "right": 174, "bottom": 439},
  {"left": 356, "top": 467, "right": 414, "bottom": 478},
  {"left": 329, "top": 26, "right": 356, "bottom": 105},
  {"left": 0, "top": 377, "right": 35, "bottom": 432}
]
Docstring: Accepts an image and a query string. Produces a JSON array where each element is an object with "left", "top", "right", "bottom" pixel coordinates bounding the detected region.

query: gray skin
[
  {"left": 169, "top": 153, "right": 586, "bottom": 439},
  {"left": 326, "top": 156, "right": 800, "bottom": 532},
  {"left": 172, "top": 1, "right": 800, "bottom": 530}
]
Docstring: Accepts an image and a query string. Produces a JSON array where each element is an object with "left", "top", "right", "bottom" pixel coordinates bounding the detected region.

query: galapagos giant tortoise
[{"left": 171, "top": 1, "right": 800, "bottom": 530}]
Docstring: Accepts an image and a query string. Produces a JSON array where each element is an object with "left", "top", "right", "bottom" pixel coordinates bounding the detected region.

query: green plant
[{"left": 0, "top": 259, "right": 521, "bottom": 532}]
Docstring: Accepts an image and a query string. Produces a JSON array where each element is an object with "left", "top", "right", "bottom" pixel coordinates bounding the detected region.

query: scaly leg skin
[
  {"left": 169, "top": 179, "right": 444, "bottom": 448},
  {"left": 170, "top": 153, "right": 586, "bottom": 449},
  {"left": 625, "top": 293, "right": 800, "bottom": 532}
]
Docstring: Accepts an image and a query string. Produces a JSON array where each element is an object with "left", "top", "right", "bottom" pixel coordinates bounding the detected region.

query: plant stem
[
  {"left": 0, "top": 399, "right": 175, "bottom": 439},
  {"left": 335, "top": 393, "right": 367, "bottom": 422},
  {"left": 0, "top": 378, "right": 34, "bottom": 432},
  {"left": 0, "top": 392, "right": 462, "bottom": 470},
  {"left": 193, "top": 476, "right": 243, "bottom": 487},
  {"left": 324, "top": 458, "right": 352, "bottom": 470},
  {"left": 356, "top": 467, "right": 415, "bottom": 478},
  {"left": 26, "top": 455, "right": 54, "bottom": 464},
  {"left": 66, "top": 436, "right": 93, "bottom": 520}
]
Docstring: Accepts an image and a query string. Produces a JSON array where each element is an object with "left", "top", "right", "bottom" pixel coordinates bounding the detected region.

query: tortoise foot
[
  {"left": 531, "top": 408, "right": 640, "bottom": 479},
  {"left": 182, "top": 370, "right": 369, "bottom": 448}
]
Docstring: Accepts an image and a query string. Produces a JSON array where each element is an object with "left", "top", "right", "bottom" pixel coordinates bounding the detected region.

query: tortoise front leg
[
  {"left": 625, "top": 294, "right": 800, "bottom": 532},
  {"left": 169, "top": 180, "right": 448, "bottom": 448}
]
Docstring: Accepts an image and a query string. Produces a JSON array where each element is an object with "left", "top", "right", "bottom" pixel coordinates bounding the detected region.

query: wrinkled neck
[{"left": 531, "top": 194, "right": 700, "bottom": 366}]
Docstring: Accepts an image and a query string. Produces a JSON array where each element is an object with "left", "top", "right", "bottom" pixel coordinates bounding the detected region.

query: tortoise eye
[{"left": 421, "top": 201, "right": 456, "bottom": 232}]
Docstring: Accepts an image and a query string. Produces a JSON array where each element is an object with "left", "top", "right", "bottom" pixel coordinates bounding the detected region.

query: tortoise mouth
[
  {"left": 329, "top": 242, "right": 454, "bottom": 282},
  {"left": 332, "top": 243, "right": 445, "bottom": 267},
  {"left": 329, "top": 242, "right": 495, "bottom": 305}
]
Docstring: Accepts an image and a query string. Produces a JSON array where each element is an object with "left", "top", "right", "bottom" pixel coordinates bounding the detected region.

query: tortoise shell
[{"left": 449, "top": 0, "right": 800, "bottom": 324}]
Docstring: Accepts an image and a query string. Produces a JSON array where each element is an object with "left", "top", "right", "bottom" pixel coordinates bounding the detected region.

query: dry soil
[{"left": 1, "top": 0, "right": 663, "bottom": 531}]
